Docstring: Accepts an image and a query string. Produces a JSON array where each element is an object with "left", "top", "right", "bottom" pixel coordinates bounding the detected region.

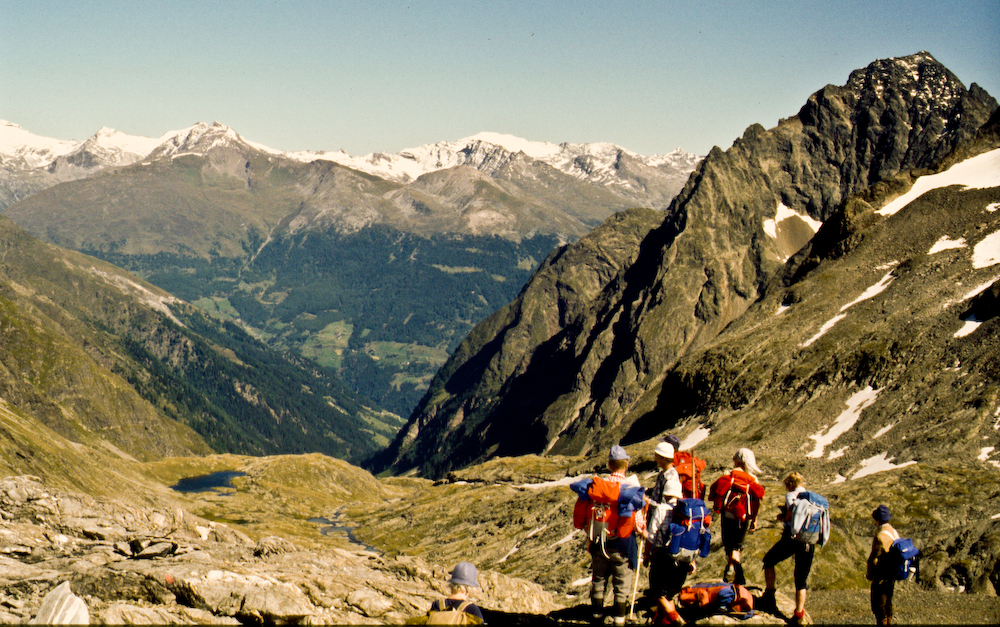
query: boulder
[{"left": 29, "top": 581, "right": 89, "bottom": 625}]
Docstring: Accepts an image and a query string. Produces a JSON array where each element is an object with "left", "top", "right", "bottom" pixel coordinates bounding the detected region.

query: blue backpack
[
  {"left": 791, "top": 490, "right": 830, "bottom": 547},
  {"left": 889, "top": 537, "right": 920, "bottom": 581},
  {"left": 667, "top": 498, "right": 712, "bottom": 562}
]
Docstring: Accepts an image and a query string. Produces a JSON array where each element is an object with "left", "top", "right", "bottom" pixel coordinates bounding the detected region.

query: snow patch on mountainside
[
  {"left": 801, "top": 268, "right": 896, "bottom": 347},
  {"left": 850, "top": 453, "right": 917, "bottom": 479},
  {"left": 972, "top": 230, "right": 1000, "bottom": 269},
  {"left": 806, "top": 386, "right": 881, "bottom": 458},
  {"left": 763, "top": 203, "right": 823, "bottom": 239},
  {"left": 877, "top": 149, "right": 1000, "bottom": 217}
]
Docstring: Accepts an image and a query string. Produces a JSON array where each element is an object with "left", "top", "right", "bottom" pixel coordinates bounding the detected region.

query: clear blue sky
[{"left": 2, "top": 0, "right": 997, "bottom": 157}]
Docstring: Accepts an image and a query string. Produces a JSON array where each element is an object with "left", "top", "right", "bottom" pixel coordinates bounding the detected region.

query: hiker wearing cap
[
  {"left": 586, "top": 445, "right": 640, "bottom": 626},
  {"left": 708, "top": 448, "right": 765, "bottom": 585},
  {"left": 867, "top": 505, "right": 898, "bottom": 625},
  {"left": 760, "top": 472, "right": 812, "bottom": 625},
  {"left": 427, "top": 561, "right": 485, "bottom": 624},
  {"left": 643, "top": 442, "right": 690, "bottom": 625}
]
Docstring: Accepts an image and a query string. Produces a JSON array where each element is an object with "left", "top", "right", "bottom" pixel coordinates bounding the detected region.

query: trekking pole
[{"left": 629, "top": 536, "right": 644, "bottom": 621}]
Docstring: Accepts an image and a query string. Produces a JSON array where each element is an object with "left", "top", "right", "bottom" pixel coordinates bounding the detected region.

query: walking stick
[{"left": 629, "top": 536, "right": 644, "bottom": 622}]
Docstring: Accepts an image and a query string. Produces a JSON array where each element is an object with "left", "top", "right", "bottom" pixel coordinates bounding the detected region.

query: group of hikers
[
  {"left": 566, "top": 437, "right": 917, "bottom": 625},
  {"left": 417, "top": 436, "right": 917, "bottom": 625}
]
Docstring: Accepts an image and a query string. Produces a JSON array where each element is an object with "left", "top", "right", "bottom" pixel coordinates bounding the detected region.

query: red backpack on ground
[
  {"left": 674, "top": 451, "right": 706, "bottom": 499},
  {"left": 709, "top": 469, "right": 765, "bottom": 523},
  {"left": 679, "top": 582, "right": 753, "bottom": 614}
]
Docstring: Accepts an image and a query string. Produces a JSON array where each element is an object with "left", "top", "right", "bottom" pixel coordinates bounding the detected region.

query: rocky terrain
[
  {"left": 0, "top": 469, "right": 560, "bottom": 625},
  {"left": 3, "top": 445, "right": 998, "bottom": 625}
]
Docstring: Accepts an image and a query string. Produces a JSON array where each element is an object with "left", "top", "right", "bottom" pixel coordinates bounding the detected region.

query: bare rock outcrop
[{"left": 0, "top": 475, "right": 560, "bottom": 624}]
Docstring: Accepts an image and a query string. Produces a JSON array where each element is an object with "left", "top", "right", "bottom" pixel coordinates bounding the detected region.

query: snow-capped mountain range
[{"left": 1, "top": 119, "right": 700, "bottom": 189}]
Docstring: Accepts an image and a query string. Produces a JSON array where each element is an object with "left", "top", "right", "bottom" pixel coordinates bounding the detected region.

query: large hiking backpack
[
  {"left": 674, "top": 451, "right": 707, "bottom": 499},
  {"left": 667, "top": 498, "right": 712, "bottom": 562},
  {"left": 710, "top": 470, "right": 765, "bottom": 523},
  {"left": 790, "top": 490, "right": 830, "bottom": 547},
  {"left": 425, "top": 600, "right": 483, "bottom": 625},
  {"left": 888, "top": 536, "right": 920, "bottom": 581},
  {"left": 570, "top": 477, "right": 644, "bottom": 546},
  {"left": 678, "top": 582, "right": 754, "bottom": 614}
]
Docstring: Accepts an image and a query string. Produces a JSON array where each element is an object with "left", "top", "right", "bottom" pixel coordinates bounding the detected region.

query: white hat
[
  {"left": 734, "top": 448, "right": 762, "bottom": 475},
  {"left": 664, "top": 477, "right": 683, "bottom": 499},
  {"left": 654, "top": 442, "right": 675, "bottom": 459}
]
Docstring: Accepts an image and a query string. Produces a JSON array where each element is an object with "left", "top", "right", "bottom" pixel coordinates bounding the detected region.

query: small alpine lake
[{"left": 169, "top": 470, "right": 246, "bottom": 494}]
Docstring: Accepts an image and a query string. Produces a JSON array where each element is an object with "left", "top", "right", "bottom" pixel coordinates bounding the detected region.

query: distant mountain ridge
[
  {"left": 2, "top": 119, "right": 700, "bottom": 211},
  {"left": 2, "top": 118, "right": 700, "bottom": 417},
  {"left": 377, "top": 51, "right": 999, "bottom": 477}
]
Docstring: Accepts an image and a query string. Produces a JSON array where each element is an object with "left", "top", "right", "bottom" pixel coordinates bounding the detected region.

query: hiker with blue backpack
[
  {"left": 866, "top": 505, "right": 919, "bottom": 625},
  {"left": 571, "top": 445, "right": 644, "bottom": 626},
  {"left": 643, "top": 441, "right": 712, "bottom": 625},
  {"left": 760, "top": 472, "right": 829, "bottom": 625}
]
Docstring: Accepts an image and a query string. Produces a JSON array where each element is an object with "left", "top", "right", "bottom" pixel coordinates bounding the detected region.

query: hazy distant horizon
[{"left": 3, "top": 0, "right": 997, "bottom": 158}]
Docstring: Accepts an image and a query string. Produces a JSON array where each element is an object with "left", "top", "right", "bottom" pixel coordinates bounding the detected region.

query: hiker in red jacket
[{"left": 708, "top": 448, "right": 764, "bottom": 585}]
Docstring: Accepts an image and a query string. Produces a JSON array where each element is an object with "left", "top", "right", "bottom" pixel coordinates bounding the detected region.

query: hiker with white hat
[
  {"left": 641, "top": 442, "right": 691, "bottom": 625},
  {"left": 426, "top": 561, "right": 485, "bottom": 624}
]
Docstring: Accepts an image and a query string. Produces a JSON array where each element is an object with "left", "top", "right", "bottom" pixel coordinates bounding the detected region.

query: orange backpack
[
  {"left": 674, "top": 451, "right": 707, "bottom": 499},
  {"left": 572, "top": 477, "right": 637, "bottom": 543}
]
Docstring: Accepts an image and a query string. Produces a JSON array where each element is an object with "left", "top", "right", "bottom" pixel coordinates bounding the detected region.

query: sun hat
[
  {"left": 872, "top": 505, "right": 892, "bottom": 524},
  {"left": 654, "top": 442, "right": 675, "bottom": 459},
  {"left": 609, "top": 445, "right": 630, "bottom": 461},
  {"left": 734, "top": 448, "right": 762, "bottom": 475},
  {"left": 664, "top": 477, "right": 683, "bottom": 499},
  {"left": 448, "top": 561, "right": 480, "bottom": 587}
]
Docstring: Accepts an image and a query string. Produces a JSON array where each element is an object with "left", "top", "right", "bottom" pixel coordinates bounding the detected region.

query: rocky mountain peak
[
  {"left": 845, "top": 51, "right": 962, "bottom": 109},
  {"left": 146, "top": 122, "right": 247, "bottom": 160},
  {"left": 381, "top": 52, "right": 999, "bottom": 478}
]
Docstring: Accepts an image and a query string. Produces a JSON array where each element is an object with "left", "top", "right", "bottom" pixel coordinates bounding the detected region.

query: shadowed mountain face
[
  {"left": 379, "top": 52, "right": 999, "bottom": 478},
  {"left": 0, "top": 213, "right": 399, "bottom": 470}
]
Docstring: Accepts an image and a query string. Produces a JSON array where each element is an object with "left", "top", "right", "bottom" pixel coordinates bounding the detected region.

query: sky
[{"left": 2, "top": 0, "right": 998, "bottom": 157}]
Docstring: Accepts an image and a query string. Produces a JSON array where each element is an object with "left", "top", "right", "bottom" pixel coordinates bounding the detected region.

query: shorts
[
  {"left": 648, "top": 549, "right": 689, "bottom": 599},
  {"left": 762, "top": 532, "right": 815, "bottom": 591},
  {"left": 721, "top": 515, "right": 750, "bottom": 553}
]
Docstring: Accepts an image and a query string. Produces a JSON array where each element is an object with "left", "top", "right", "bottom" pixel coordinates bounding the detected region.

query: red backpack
[
  {"left": 572, "top": 477, "right": 636, "bottom": 543},
  {"left": 709, "top": 469, "right": 765, "bottom": 523},
  {"left": 674, "top": 451, "right": 706, "bottom": 499},
  {"left": 679, "top": 582, "right": 753, "bottom": 614}
]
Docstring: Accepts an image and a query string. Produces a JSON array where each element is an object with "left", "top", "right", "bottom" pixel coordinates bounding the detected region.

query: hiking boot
[
  {"left": 756, "top": 590, "right": 778, "bottom": 614},
  {"left": 733, "top": 563, "right": 746, "bottom": 586},
  {"left": 613, "top": 601, "right": 628, "bottom": 626}
]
